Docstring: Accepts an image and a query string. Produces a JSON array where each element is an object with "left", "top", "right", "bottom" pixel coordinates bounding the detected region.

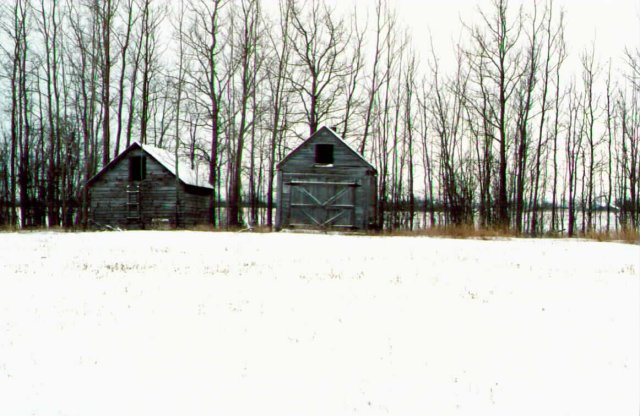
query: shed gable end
[{"left": 278, "top": 127, "right": 374, "bottom": 172}]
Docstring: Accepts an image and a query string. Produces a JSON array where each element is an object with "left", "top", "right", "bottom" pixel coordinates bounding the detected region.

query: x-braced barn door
[{"left": 288, "top": 180, "right": 357, "bottom": 228}]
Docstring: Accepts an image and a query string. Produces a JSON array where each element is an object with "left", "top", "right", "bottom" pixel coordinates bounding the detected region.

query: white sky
[
  {"left": 273, "top": 0, "right": 640, "bottom": 74},
  {"left": 392, "top": 0, "right": 640, "bottom": 64}
]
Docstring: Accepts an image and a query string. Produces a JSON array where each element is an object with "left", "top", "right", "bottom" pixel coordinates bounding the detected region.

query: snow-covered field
[{"left": 0, "top": 231, "right": 638, "bottom": 416}]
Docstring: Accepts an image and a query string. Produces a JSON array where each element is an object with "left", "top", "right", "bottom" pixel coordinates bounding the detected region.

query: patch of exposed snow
[{"left": 0, "top": 231, "right": 637, "bottom": 415}]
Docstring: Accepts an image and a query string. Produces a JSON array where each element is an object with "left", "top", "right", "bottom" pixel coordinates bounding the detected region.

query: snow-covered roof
[
  {"left": 86, "top": 141, "right": 212, "bottom": 189},
  {"left": 139, "top": 142, "right": 212, "bottom": 189}
]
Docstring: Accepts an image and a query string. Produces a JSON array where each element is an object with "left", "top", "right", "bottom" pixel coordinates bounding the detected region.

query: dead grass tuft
[
  {"left": 372, "top": 225, "right": 639, "bottom": 243},
  {"left": 1, "top": 222, "right": 637, "bottom": 243},
  {"left": 184, "top": 224, "right": 217, "bottom": 232},
  {"left": 374, "top": 225, "right": 520, "bottom": 239},
  {"left": 182, "top": 224, "right": 274, "bottom": 233},
  {"left": 582, "top": 228, "right": 639, "bottom": 244}
]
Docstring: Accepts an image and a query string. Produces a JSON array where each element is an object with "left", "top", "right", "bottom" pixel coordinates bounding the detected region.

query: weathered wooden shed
[
  {"left": 276, "top": 126, "right": 377, "bottom": 230},
  {"left": 87, "top": 142, "right": 212, "bottom": 229}
]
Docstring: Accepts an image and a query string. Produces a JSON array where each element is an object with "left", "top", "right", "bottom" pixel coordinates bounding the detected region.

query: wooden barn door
[{"left": 288, "top": 180, "right": 357, "bottom": 228}]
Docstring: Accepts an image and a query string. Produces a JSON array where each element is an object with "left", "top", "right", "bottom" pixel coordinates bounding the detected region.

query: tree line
[{"left": 0, "top": 0, "right": 638, "bottom": 235}]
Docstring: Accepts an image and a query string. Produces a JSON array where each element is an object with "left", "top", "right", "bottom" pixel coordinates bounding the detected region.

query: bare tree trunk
[
  {"left": 100, "top": 0, "right": 114, "bottom": 165},
  {"left": 581, "top": 46, "right": 599, "bottom": 232},
  {"left": 2, "top": 0, "right": 31, "bottom": 227},
  {"left": 247, "top": 1, "right": 262, "bottom": 227},
  {"left": 265, "top": 0, "right": 292, "bottom": 229},
  {"left": 228, "top": 0, "right": 259, "bottom": 228},
  {"left": 466, "top": 0, "right": 523, "bottom": 230},
  {"left": 190, "top": 0, "right": 224, "bottom": 227},
  {"left": 360, "top": 0, "right": 391, "bottom": 156},
  {"left": 405, "top": 62, "right": 415, "bottom": 231},
  {"left": 514, "top": 5, "right": 541, "bottom": 234},
  {"left": 605, "top": 61, "right": 614, "bottom": 232},
  {"left": 418, "top": 82, "right": 436, "bottom": 228},
  {"left": 621, "top": 48, "right": 640, "bottom": 229},
  {"left": 340, "top": 6, "right": 365, "bottom": 139},
  {"left": 38, "top": 0, "right": 64, "bottom": 227},
  {"left": 17, "top": 0, "right": 31, "bottom": 228},
  {"left": 68, "top": 0, "right": 100, "bottom": 228},
  {"left": 550, "top": 26, "right": 566, "bottom": 233},
  {"left": 531, "top": 4, "right": 559, "bottom": 235},
  {"left": 566, "top": 85, "right": 582, "bottom": 237},
  {"left": 172, "top": 0, "right": 188, "bottom": 228},
  {"left": 114, "top": 0, "right": 137, "bottom": 158},
  {"left": 138, "top": 0, "right": 164, "bottom": 145},
  {"left": 125, "top": 13, "right": 143, "bottom": 148}
]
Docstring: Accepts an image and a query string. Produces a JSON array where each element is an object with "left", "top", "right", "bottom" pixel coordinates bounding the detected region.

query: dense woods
[{"left": 0, "top": 0, "right": 638, "bottom": 235}]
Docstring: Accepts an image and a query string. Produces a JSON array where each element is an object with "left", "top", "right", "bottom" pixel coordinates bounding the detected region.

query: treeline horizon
[{"left": 0, "top": 0, "right": 638, "bottom": 235}]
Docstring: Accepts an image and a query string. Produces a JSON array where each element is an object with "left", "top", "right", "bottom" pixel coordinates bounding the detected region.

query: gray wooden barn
[
  {"left": 87, "top": 142, "right": 212, "bottom": 229},
  {"left": 276, "top": 126, "right": 377, "bottom": 230}
]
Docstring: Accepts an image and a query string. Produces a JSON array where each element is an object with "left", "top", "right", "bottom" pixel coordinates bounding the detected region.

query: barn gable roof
[
  {"left": 86, "top": 141, "right": 213, "bottom": 189},
  {"left": 276, "top": 126, "right": 376, "bottom": 172}
]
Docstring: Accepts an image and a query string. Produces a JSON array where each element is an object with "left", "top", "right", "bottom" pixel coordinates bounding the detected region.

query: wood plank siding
[
  {"left": 88, "top": 144, "right": 212, "bottom": 229},
  {"left": 276, "top": 126, "right": 377, "bottom": 230}
]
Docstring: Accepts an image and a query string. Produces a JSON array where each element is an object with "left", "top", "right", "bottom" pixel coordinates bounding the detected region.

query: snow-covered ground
[{"left": 0, "top": 231, "right": 638, "bottom": 415}]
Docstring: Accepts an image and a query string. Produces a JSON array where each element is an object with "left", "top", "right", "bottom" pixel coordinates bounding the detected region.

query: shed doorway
[{"left": 288, "top": 180, "right": 357, "bottom": 228}]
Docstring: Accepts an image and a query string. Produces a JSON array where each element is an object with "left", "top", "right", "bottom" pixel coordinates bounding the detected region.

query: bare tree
[
  {"left": 388, "top": 38, "right": 405, "bottom": 230},
  {"left": 619, "top": 47, "right": 640, "bottom": 228},
  {"left": 466, "top": 50, "right": 494, "bottom": 228},
  {"left": 138, "top": 0, "right": 165, "bottom": 145},
  {"left": 417, "top": 79, "right": 436, "bottom": 227},
  {"left": 565, "top": 83, "right": 582, "bottom": 237},
  {"left": 246, "top": 1, "right": 264, "bottom": 227},
  {"left": 186, "top": 0, "right": 225, "bottom": 226},
  {"left": 264, "top": 0, "right": 292, "bottom": 228},
  {"left": 227, "top": 0, "right": 260, "bottom": 227},
  {"left": 171, "top": 0, "right": 187, "bottom": 227},
  {"left": 67, "top": 0, "right": 102, "bottom": 227},
  {"left": 513, "top": 2, "right": 543, "bottom": 234},
  {"left": 549, "top": 14, "right": 566, "bottom": 233},
  {"left": 531, "top": 2, "right": 565, "bottom": 235},
  {"left": 288, "top": 0, "right": 351, "bottom": 135},
  {"left": 98, "top": 0, "right": 116, "bottom": 165},
  {"left": 359, "top": 0, "right": 393, "bottom": 156},
  {"left": 36, "top": 0, "right": 65, "bottom": 226},
  {"left": 604, "top": 60, "right": 615, "bottom": 232},
  {"left": 580, "top": 44, "right": 600, "bottom": 232},
  {"left": 429, "top": 44, "right": 474, "bottom": 226},
  {"left": 1, "top": 0, "right": 30, "bottom": 226},
  {"left": 371, "top": 5, "right": 404, "bottom": 229},
  {"left": 467, "top": 0, "right": 523, "bottom": 228},
  {"left": 113, "top": 0, "right": 138, "bottom": 157},
  {"left": 404, "top": 52, "right": 417, "bottom": 230},
  {"left": 339, "top": 4, "right": 365, "bottom": 139}
]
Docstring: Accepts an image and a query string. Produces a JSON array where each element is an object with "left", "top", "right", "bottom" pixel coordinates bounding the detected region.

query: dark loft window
[
  {"left": 315, "top": 144, "right": 334, "bottom": 165},
  {"left": 129, "top": 156, "right": 146, "bottom": 181}
]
